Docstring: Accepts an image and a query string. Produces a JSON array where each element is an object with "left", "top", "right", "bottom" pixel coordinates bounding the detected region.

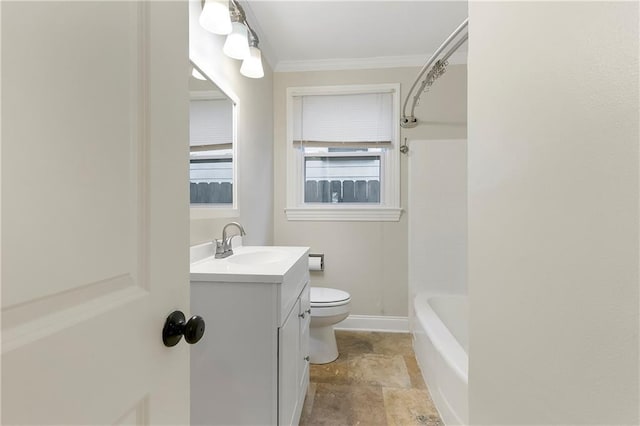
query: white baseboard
[{"left": 334, "top": 315, "right": 409, "bottom": 333}]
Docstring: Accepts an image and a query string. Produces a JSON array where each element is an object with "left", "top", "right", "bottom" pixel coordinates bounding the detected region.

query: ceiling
[{"left": 244, "top": 1, "right": 469, "bottom": 71}]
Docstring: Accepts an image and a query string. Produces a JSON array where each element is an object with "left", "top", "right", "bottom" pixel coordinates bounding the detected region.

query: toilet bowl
[{"left": 309, "top": 287, "right": 351, "bottom": 364}]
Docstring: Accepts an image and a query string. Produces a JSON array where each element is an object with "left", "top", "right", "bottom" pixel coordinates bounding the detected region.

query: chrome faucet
[{"left": 215, "top": 222, "right": 246, "bottom": 259}]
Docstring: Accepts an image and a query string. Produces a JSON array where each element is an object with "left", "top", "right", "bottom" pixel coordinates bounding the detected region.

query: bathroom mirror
[{"left": 189, "top": 62, "right": 238, "bottom": 218}]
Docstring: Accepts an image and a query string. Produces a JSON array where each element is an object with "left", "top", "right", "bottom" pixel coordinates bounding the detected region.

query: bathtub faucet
[{"left": 215, "top": 222, "right": 246, "bottom": 259}]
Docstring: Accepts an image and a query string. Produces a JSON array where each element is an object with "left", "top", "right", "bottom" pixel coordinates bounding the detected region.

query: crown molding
[{"left": 274, "top": 51, "right": 467, "bottom": 73}]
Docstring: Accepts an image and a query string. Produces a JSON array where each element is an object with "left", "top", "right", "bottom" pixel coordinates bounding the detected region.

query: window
[
  {"left": 303, "top": 147, "right": 381, "bottom": 203},
  {"left": 190, "top": 150, "right": 232, "bottom": 203},
  {"left": 286, "top": 84, "right": 401, "bottom": 221},
  {"left": 190, "top": 97, "right": 234, "bottom": 205}
]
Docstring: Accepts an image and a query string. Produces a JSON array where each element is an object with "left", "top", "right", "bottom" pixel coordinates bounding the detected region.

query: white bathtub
[{"left": 413, "top": 293, "right": 468, "bottom": 425}]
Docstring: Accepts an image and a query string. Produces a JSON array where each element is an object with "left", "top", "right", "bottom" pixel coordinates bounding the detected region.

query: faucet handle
[
  {"left": 214, "top": 239, "right": 224, "bottom": 255},
  {"left": 223, "top": 235, "right": 237, "bottom": 251}
]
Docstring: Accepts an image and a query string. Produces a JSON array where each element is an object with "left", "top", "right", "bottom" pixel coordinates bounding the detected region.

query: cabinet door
[
  {"left": 279, "top": 299, "right": 300, "bottom": 426},
  {"left": 299, "top": 284, "right": 311, "bottom": 391}
]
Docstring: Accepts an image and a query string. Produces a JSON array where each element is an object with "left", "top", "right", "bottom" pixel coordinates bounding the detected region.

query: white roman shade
[
  {"left": 190, "top": 98, "right": 233, "bottom": 152},
  {"left": 292, "top": 92, "right": 393, "bottom": 148}
]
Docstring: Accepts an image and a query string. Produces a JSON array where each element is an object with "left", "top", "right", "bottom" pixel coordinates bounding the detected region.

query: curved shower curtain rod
[{"left": 401, "top": 18, "right": 469, "bottom": 128}]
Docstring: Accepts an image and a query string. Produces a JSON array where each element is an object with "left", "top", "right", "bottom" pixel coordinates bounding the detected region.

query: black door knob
[{"left": 163, "top": 311, "right": 206, "bottom": 347}]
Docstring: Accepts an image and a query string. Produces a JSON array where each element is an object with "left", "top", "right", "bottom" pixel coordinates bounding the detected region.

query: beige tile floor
[{"left": 300, "top": 331, "right": 443, "bottom": 426}]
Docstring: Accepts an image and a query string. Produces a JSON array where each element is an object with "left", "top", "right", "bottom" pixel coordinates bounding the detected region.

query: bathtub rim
[{"left": 414, "top": 292, "right": 469, "bottom": 384}]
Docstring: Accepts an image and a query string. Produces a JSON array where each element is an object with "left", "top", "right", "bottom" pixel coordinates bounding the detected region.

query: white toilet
[{"left": 309, "top": 287, "right": 351, "bottom": 364}]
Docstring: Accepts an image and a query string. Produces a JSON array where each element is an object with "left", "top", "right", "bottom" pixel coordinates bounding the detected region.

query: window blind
[
  {"left": 190, "top": 98, "right": 233, "bottom": 152},
  {"left": 292, "top": 92, "right": 393, "bottom": 148}
]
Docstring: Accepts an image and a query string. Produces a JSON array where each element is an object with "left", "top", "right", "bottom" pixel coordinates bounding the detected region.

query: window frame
[{"left": 285, "top": 83, "right": 402, "bottom": 221}]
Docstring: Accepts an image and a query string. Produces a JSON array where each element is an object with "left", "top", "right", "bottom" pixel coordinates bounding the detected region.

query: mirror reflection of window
[{"left": 189, "top": 67, "right": 234, "bottom": 205}]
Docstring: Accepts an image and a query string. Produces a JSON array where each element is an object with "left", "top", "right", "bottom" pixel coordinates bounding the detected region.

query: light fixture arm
[
  {"left": 247, "top": 28, "right": 259, "bottom": 47},
  {"left": 229, "top": 7, "right": 242, "bottom": 23},
  {"left": 229, "top": 0, "right": 245, "bottom": 21},
  {"left": 230, "top": 0, "right": 259, "bottom": 47}
]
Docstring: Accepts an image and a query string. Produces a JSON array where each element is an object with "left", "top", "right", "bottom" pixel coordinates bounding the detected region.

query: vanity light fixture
[
  {"left": 199, "top": 0, "right": 264, "bottom": 79},
  {"left": 199, "top": 0, "right": 232, "bottom": 35},
  {"left": 240, "top": 29, "right": 264, "bottom": 79}
]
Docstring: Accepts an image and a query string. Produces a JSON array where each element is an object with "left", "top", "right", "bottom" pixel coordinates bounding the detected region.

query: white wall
[
  {"left": 189, "top": 0, "right": 274, "bottom": 246},
  {"left": 468, "top": 2, "right": 639, "bottom": 424},
  {"left": 273, "top": 66, "right": 467, "bottom": 317}
]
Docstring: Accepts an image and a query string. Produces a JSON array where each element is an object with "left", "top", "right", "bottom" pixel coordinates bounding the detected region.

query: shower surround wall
[
  {"left": 408, "top": 139, "right": 467, "bottom": 300},
  {"left": 273, "top": 66, "right": 467, "bottom": 319}
]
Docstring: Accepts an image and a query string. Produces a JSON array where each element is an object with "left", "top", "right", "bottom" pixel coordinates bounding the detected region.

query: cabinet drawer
[
  {"left": 279, "top": 256, "right": 310, "bottom": 326},
  {"left": 299, "top": 284, "right": 311, "bottom": 341},
  {"left": 299, "top": 283, "right": 311, "bottom": 317}
]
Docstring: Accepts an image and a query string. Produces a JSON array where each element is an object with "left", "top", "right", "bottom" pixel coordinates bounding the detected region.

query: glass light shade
[
  {"left": 199, "top": 0, "right": 232, "bottom": 35},
  {"left": 240, "top": 46, "right": 264, "bottom": 78},
  {"left": 191, "top": 67, "right": 207, "bottom": 80},
  {"left": 223, "top": 22, "right": 250, "bottom": 60}
]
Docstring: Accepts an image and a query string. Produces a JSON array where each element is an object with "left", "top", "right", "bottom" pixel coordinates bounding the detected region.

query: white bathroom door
[{"left": 2, "top": 1, "right": 192, "bottom": 424}]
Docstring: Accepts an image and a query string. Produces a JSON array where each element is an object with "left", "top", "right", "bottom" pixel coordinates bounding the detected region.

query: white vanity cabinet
[
  {"left": 190, "top": 244, "right": 310, "bottom": 426},
  {"left": 279, "top": 284, "right": 310, "bottom": 426}
]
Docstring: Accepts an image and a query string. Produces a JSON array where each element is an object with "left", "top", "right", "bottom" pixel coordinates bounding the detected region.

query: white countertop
[{"left": 190, "top": 243, "right": 310, "bottom": 283}]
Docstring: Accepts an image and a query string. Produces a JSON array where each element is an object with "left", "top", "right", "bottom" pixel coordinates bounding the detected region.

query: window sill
[
  {"left": 190, "top": 205, "right": 239, "bottom": 220},
  {"left": 285, "top": 207, "right": 402, "bottom": 222}
]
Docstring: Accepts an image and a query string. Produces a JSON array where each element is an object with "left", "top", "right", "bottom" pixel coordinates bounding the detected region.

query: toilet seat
[{"left": 311, "top": 287, "right": 351, "bottom": 307}]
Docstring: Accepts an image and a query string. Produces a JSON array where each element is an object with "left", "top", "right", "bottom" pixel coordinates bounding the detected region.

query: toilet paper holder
[{"left": 309, "top": 253, "right": 324, "bottom": 271}]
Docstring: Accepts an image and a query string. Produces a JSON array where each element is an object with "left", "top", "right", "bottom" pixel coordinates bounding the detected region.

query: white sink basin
[
  {"left": 190, "top": 244, "right": 310, "bottom": 283},
  {"left": 226, "top": 250, "right": 288, "bottom": 265}
]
